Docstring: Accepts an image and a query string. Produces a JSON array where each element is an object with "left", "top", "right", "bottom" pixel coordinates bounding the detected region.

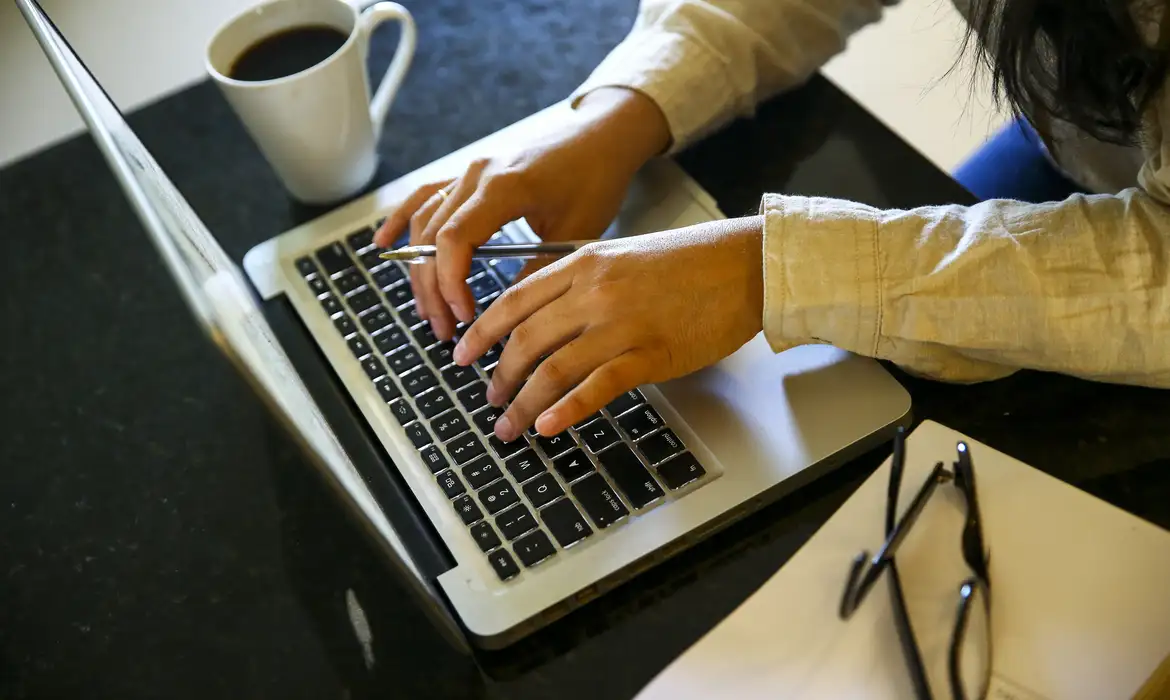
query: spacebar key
[
  {"left": 571, "top": 474, "right": 629, "bottom": 529},
  {"left": 598, "top": 444, "right": 664, "bottom": 508}
]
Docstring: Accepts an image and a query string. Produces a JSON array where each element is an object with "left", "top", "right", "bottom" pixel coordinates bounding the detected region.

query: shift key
[
  {"left": 571, "top": 474, "right": 629, "bottom": 529},
  {"left": 597, "top": 443, "right": 664, "bottom": 508}
]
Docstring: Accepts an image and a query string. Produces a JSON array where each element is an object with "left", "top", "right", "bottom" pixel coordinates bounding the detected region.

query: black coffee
[{"left": 229, "top": 25, "right": 348, "bottom": 82}]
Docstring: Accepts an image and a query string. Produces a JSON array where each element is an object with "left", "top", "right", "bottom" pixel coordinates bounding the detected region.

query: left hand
[{"left": 452, "top": 215, "right": 766, "bottom": 442}]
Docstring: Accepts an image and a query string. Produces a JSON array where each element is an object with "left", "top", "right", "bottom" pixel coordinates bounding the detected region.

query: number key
[{"left": 478, "top": 480, "right": 519, "bottom": 515}]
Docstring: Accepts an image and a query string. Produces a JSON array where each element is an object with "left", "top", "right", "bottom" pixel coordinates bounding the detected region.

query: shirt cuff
[
  {"left": 759, "top": 193, "right": 882, "bottom": 356},
  {"left": 568, "top": 31, "right": 737, "bottom": 155}
]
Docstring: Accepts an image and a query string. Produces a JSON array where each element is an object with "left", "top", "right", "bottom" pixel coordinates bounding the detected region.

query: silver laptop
[{"left": 20, "top": 0, "right": 911, "bottom": 652}]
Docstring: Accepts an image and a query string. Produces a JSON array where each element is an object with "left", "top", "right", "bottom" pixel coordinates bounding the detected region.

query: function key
[
  {"left": 552, "top": 448, "right": 593, "bottom": 483},
  {"left": 401, "top": 368, "right": 439, "bottom": 397},
  {"left": 457, "top": 382, "right": 489, "bottom": 413},
  {"left": 513, "top": 530, "right": 555, "bottom": 568},
  {"left": 306, "top": 274, "right": 330, "bottom": 297},
  {"left": 489, "top": 434, "right": 527, "bottom": 459},
  {"left": 431, "top": 410, "right": 468, "bottom": 443},
  {"left": 388, "top": 399, "right": 415, "bottom": 426},
  {"left": 657, "top": 452, "right": 705, "bottom": 490},
  {"left": 617, "top": 405, "right": 664, "bottom": 441},
  {"left": 452, "top": 494, "right": 483, "bottom": 525},
  {"left": 295, "top": 256, "right": 319, "bottom": 277},
  {"left": 639, "top": 429, "right": 684, "bottom": 465},
  {"left": 386, "top": 347, "right": 424, "bottom": 376},
  {"left": 358, "top": 248, "right": 388, "bottom": 272},
  {"left": 571, "top": 474, "right": 628, "bottom": 529},
  {"left": 346, "top": 228, "right": 375, "bottom": 253},
  {"left": 405, "top": 422, "right": 432, "bottom": 448},
  {"left": 447, "top": 433, "right": 486, "bottom": 466},
  {"left": 607, "top": 389, "right": 644, "bottom": 417},
  {"left": 442, "top": 365, "right": 478, "bottom": 391},
  {"left": 347, "top": 335, "right": 372, "bottom": 359},
  {"left": 360, "top": 306, "right": 395, "bottom": 334},
  {"left": 539, "top": 498, "right": 592, "bottom": 548},
  {"left": 522, "top": 473, "right": 564, "bottom": 510},
  {"left": 495, "top": 504, "right": 537, "bottom": 540},
  {"left": 374, "top": 377, "right": 401, "bottom": 403},
  {"left": 536, "top": 431, "right": 574, "bottom": 459},
  {"left": 371, "top": 324, "right": 408, "bottom": 354},
  {"left": 320, "top": 294, "right": 344, "bottom": 317},
  {"left": 347, "top": 288, "right": 381, "bottom": 315},
  {"left": 333, "top": 314, "right": 357, "bottom": 338},
  {"left": 334, "top": 269, "right": 366, "bottom": 296},
  {"left": 478, "top": 480, "right": 520, "bottom": 516},
  {"left": 384, "top": 283, "right": 414, "bottom": 308},
  {"left": 487, "top": 548, "right": 519, "bottom": 582},
  {"left": 597, "top": 443, "right": 664, "bottom": 509},
  {"left": 316, "top": 241, "right": 354, "bottom": 276},
  {"left": 372, "top": 264, "right": 406, "bottom": 291},
  {"left": 419, "top": 445, "right": 448, "bottom": 474},
  {"left": 461, "top": 454, "right": 502, "bottom": 490},
  {"left": 436, "top": 469, "right": 465, "bottom": 499},
  {"left": 470, "top": 521, "right": 501, "bottom": 552},
  {"left": 579, "top": 418, "right": 620, "bottom": 453},
  {"left": 504, "top": 449, "right": 546, "bottom": 483}
]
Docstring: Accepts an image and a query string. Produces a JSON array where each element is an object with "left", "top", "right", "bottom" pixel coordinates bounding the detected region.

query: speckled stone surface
[{"left": 2, "top": 1, "right": 1168, "bottom": 698}]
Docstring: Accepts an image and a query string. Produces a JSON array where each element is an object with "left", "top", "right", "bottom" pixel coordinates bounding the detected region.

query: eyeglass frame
[{"left": 837, "top": 427, "right": 993, "bottom": 700}]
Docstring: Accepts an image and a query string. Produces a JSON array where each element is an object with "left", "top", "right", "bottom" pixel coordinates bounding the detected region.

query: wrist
[{"left": 572, "top": 87, "right": 672, "bottom": 174}]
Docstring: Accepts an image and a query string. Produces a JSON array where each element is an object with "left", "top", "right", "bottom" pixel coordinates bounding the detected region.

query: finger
[
  {"left": 514, "top": 257, "right": 556, "bottom": 284},
  {"left": 419, "top": 177, "right": 484, "bottom": 340},
  {"left": 407, "top": 189, "right": 447, "bottom": 321},
  {"left": 495, "top": 332, "right": 630, "bottom": 441},
  {"left": 485, "top": 300, "right": 585, "bottom": 406},
  {"left": 374, "top": 179, "right": 453, "bottom": 248},
  {"left": 534, "top": 351, "right": 651, "bottom": 436},
  {"left": 453, "top": 259, "right": 574, "bottom": 366}
]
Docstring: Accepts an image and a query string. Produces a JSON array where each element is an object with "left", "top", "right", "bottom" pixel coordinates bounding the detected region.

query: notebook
[{"left": 636, "top": 420, "right": 1170, "bottom": 700}]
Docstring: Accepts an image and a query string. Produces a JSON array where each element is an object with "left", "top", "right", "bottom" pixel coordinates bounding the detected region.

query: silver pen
[{"left": 379, "top": 241, "right": 590, "bottom": 264}]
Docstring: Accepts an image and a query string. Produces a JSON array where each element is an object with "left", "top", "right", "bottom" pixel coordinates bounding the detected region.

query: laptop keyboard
[{"left": 294, "top": 226, "right": 708, "bottom": 582}]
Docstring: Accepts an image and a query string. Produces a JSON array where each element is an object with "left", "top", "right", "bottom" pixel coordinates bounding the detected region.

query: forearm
[{"left": 761, "top": 189, "right": 1170, "bottom": 388}]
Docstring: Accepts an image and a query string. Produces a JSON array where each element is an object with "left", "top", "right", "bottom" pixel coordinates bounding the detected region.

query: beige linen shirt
[{"left": 569, "top": 0, "right": 1170, "bottom": 388}]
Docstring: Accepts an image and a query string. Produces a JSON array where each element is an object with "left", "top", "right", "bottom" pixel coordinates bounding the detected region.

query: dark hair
[{"left": 962, "top": 0, "right": 1170, "bottom": 145}]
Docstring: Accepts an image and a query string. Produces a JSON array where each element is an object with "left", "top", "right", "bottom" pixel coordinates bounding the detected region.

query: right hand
[{"left": 372, "top": 87, "right": 672, "bottom": 340}]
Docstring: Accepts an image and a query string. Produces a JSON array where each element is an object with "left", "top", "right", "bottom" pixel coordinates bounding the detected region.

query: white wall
[{"left": 0, "top": 0, "right": 257, "bottom": 168}]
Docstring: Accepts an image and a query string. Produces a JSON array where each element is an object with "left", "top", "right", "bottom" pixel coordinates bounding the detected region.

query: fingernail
[
  {"left": 535, "top": 411, "right": 557, "bottom": 436},
  {"left": 495, "top": 416, "right": 514, "bottom": 442}
]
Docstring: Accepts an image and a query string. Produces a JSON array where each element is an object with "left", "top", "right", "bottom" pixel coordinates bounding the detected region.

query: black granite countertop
[{"left": 2, "top": 0, "right": 1168, "bottom": 698}]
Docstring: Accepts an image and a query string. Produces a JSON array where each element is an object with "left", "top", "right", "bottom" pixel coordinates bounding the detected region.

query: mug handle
[{"left": 358, "top": 2, "right": 417, "bottom": 139}]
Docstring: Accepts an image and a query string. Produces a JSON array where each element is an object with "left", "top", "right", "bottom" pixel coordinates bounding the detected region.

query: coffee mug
[{"left": 206, "top": 0, "right": 417, "bottom": 204}]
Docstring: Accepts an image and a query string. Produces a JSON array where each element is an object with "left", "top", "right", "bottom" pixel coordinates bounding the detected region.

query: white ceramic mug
[{"left": 206, "top": 0, "right": 416, "bottom": 204}]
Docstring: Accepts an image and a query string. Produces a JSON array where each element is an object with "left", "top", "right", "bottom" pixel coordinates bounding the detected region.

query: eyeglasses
[{"left": 838, "top": 427, "right": 992, "bottom": 700}]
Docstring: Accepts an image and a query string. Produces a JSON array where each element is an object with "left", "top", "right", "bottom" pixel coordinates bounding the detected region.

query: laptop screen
[{"left": 15, "top": 0, "right": 465, "bottom": 647}]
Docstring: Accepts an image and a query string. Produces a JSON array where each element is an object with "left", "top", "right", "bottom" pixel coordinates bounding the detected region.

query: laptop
[{"left": 19, "top": 0, "right": 912, "bottom": 652}]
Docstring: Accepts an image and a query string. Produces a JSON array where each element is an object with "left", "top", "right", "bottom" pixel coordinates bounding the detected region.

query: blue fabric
[{"left": 953, "top": 118, "right": 1088, "bottom": 203}]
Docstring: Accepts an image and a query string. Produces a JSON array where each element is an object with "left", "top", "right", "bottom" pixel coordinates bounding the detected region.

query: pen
[{"left": 379, "top": 241, "right": 590, "bottom": 264}]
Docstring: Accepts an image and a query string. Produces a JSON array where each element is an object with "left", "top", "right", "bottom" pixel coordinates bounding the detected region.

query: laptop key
[
  {"left": 334, "top": 269, "right": 366, "bottom": 296},
  {"left": 442, "top": 365, "right": 478, "bottom": 391},
  {"left": 504, "top": 449, "right": 546, "bottom": 483},
  {"left": 320, "top": 294, "right": 344, "bottom": 317},
  {"left": 347, "top": 288, "right": 381, "bottom": 314},
  {"left": 513, "top": 530, "right": 555, "bottom": 568},
  {"left": 333, "top": 314, "right": 357, "bottom": 338},
  {"left": 638, "top": 429, "right": 684, "bottom": 465},
  {"left": 573, "top": 412, "right": 603, "bottom": 430},
  {"left": 386, "top": 347, "right": 423, "bottom": 376},
  {"left": 419, "top": 445, "right": 448, "bottom": 474},
  {"left": 452, "top": 494, "right": 482, "bottom": 525},
  {"left": 479, "top": 480, "right": 520, "bottom": 516},
  {"left": 468, "top": 273, "right": 503, "bottom": 302},
  {"left": 384, "top": 283, "right": 414, "bottom": 308},
  {"left": 540, "top": 498, "right": 592, "bottom": 548},
  {"left": 447, "top": 433, "right": 486, "bottom": 466},
  {"left": 495, "top": 504, "right": 536, "bottom": 540},
  {"left": 371, "top": 324, "right": 407, "bottom": 354},
  {"left": 552, "top": 448, "right": 594, "bottom": 483},
  {"left": 597, "top": 443, "right": 663, "bottom": 508},
  {"left": 360, "top": 356, "right": 386, "bottom": 380},
  {"left": 373, "top": 377, "right": 401, "bottom": 403},
  {"left": 487, "top": 548, "right": 519, "bottom": 582},
  {"left": 316, "top": 241, "right": 353, "bottom": 275},
  {"left": 523, "top": 473, "right": 564, "bottom": 510},
  {"left": 346, "top": 336, "right": 371, "bottom": 360},
  {"left": 536, "top": 431, "right": 574, "bottom": 459},
  {"left": 405, "top": 422, "right": 432, "bottom": 448},
  {"left": 489, "top": 434, "right": 527, "bottom": 459},
  {"left": 358, "top": 248, "right": 387, "bottom": 272},
  {"left": 428, "top": 342, "right": 457, "bottom": 369},
  {"left": 372, "top": 264, "right": 406, "bottom": 291},
  {"left": 606, "top": 389, "right": 644, "bottom": 417},
  {"left": 579, "top": 418, "right": 620, "bottom": 453},
  {"left": 388, "top": 399, "right": 415, "bottom": 426},
  {"left": 306, "top": 274, "right": 330, "bottom": 297},
  {"left": 490, "top": 257, "right": 523, "bottom": 283},
  {"left": 462, "top": 455, "right": 502, "bottom": 490},
  {"left": 399, "top": 304, "right": 423, "bottom": 328},
  {"left": 473, "top": 405, "right": 503, "bottom": 435},
  {"left": 477, "top": 344, "right": 504, "bottom": 369},
  {"left": 618, "top": 405, "right": 664, "bottom": 441},
  {"left": 401, "top": 368, "right": 438, "bottom": 397},
  {"left": 657, "top": 452, "right": 705, "bottom": 490},
  {"left": 470, "top": 521, "right": 501, "bottom": 552},
  {"left": 412, "top": 323, "right": 439, "bottom": 348},
  {"left": 360, "top": 306, "right": 395, "bottom": 333},
  {"left": 416, "top": 388, "right": 453, "bottom": 419},
  {"left": 436, "top": 469, "right": 465, "bottom": 499},
  {"left": 457, "top": 382, "right": 489, "bottom": 413},
  {"left": 572, "top": 474, "right": 629, "bottom": 529},
  {"left": 295, "top": 256, "right": 319, "bottom": 277},
  {"left": 431, "top": 410, "right": 469, "bottom": 443},
  {"left": 346, "top": 228, "right": 375, "bottom": 253}
]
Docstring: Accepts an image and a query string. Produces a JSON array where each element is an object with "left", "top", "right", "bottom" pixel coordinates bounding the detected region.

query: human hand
[
  {"left": 451, "top": 215, "right": 766, "bottom": 442},
  {"left": 372, "top": 88, "right": 672, "bottom": 341}
]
